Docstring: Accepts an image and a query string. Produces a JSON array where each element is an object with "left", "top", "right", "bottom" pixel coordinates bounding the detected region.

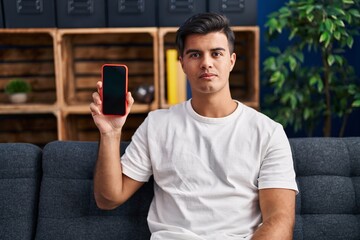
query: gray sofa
[{"left": 0, "top": 138, "right": 359, "bottom": 240}]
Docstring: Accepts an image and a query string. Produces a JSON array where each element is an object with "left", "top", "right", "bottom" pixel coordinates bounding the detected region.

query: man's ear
[
  {"left": 229, "top": 52, "right": 236, "bottom": 72},
  {"left": 179, "top": 56, "right": 184, "bottom": 68}
]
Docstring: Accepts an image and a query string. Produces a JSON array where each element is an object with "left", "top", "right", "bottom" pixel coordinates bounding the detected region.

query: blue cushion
[
  {"left": 290, "top": 138, "right": 360, "bottom": 240},
  {"left": 36, "top": 141, "right": 153, "bottom": 240},
  {"left": 0, "top": 143, "right": 42, "bottom": 240}
]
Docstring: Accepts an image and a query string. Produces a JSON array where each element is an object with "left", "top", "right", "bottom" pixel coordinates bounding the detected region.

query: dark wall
[{"left": 257, "top": 0, "right": 360, "bottom": 137}]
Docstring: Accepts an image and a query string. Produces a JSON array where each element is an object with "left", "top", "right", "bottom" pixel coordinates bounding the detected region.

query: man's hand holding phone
[{"left": 90, "top": 64, "right": 133, "bottom": 135}]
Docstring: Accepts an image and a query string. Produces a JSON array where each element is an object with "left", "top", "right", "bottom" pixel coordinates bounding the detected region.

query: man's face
[{"left": 179, "top": 32, "right": 236, "bottom": 98}]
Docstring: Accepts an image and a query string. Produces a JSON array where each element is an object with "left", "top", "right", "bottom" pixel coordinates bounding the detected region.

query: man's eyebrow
[
  {"left": 211, "top": 47, "right": 226, "bottom": 52},
  {"left": 184, "top": 48, "right": 226, "bottom": 55},
  {"left": 185, "top": 49, "right": 201, "bottom": 55}
]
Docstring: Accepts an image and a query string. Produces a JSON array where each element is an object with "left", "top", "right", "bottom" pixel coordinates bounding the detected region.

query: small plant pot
[{"left": 9, "top": 93, "right": 28, "bottom": 104}]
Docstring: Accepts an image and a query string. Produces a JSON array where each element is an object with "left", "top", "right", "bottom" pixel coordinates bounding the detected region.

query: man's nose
[{"left": 200, "top": 54, "right": 213, "bottom": 69}]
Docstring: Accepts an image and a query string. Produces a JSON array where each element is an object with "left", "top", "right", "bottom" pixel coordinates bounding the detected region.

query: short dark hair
[{"left": 175, "top": 12, "right": 235, "bottom": 56}]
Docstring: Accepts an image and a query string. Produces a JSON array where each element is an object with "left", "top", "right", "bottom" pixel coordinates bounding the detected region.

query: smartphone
[{"left": 101, "top": 64, "right": 128, "bottom": 115}]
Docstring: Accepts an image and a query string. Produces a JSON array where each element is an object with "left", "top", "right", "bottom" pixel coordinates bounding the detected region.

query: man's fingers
[
  {"left": 90, "top": 102, "right": 102, "bottom": 116},
  {"left": 97, "top": 81, "right": 102, "bottom": 94},
  {"left": 92, "top": 92, "right": 102, "bottom": 105}
]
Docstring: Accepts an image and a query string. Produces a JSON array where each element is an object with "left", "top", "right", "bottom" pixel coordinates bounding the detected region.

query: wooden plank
[
  {"left": 0, "top": 104, "right": 56, "bottom": 114},
  {"left": 0, "top": 33, "right": 53, "bottom": 45},
  {"left": 0, "top": 114, "right": 57, "bottom": 131},
  {"left": 69, "top": 33, "right": 153, "bottom": 45},
  {"left": 75, "top": 75, "right": 154, "bottom": 89},
  {"left": 0, "top": 62, "right": 55, "bottom": 76},
  {"left": 74, "top": 61, "right": 154, "bottom": 75},
  {"left": 61, "top": 36, "right": 76, "bottom": 104},
  {"left": 0, "top": 131, "right": 57, "bottom": 144},
  {"left": 74, "top": 46, "right": 153, "bottom": 60},
  {"left": 0, "top": 48, "right": 54, "bottom": 61}
]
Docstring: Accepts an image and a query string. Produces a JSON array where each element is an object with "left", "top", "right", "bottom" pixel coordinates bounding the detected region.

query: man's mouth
[{"left": 199, "top": 73, "right": 216, "bottom": 79}]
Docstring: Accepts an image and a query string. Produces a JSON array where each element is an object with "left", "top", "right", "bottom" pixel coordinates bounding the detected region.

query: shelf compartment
[
  {"left": 158, "top": 27, "right": 259, "bottom": 109},
  {"left": 0, "top": 113, "right": 58, "bottom": 147},
  {"left": 0, "top": 29, "right": 58, "bottom": 105},
  {"left": 57, "top": 28, "right": 159, "bottom": 112},
  {"left": 62, "top": 112, "right": 147, "bottom": 142}
]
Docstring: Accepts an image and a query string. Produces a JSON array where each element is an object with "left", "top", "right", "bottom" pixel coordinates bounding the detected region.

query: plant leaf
[
  {"left": 319, "top": 32, "right": 329, "bottom": 43},
  {"left": 334, "top": 55, "right": 344, "bottom": 66},
  {"left": 349, "top": 9, "right": 360, "bottom": 18},
  {"left": 335, "top": 19, "right": 345, "bottom": 27},
  {"left": 334, "top": 31, "right": 341, "bottom": 40},
  {"left": 325, "top": 19, "right": 334, "bottom": 33},
  {"left": 289, "top": 56, "right": 297, "bottom": 71},
  {"left": 268, "top": 47, "right": 281, "bottom": 54},
  {"left": 327, "top": 55, "right": 335, "bottom": 66},
  {"left": 306, "top": 5, "right": 315, "bottom": 15},
  {"left": 352, "top": 100, "right": 360, "bottom": 107},
  {"left": 270, "top": 71, "right": 282, "bottom": 83},
  {"left": 347, "top": 36, "right": 354, "bottom": 48}
]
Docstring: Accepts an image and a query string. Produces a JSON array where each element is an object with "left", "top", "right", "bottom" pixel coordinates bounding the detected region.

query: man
[{"left": 90, "top": 13, "right": 298, "bottom": 240}]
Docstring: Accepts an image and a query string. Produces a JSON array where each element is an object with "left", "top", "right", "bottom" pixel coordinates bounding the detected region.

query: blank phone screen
[{"left": 102, "top": 65, "right": 127, "bottom": 115}]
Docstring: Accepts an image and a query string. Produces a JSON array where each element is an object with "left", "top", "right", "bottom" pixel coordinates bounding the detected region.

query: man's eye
[
  {"left": 190, "top": 53, "right": 200, "bottom": 58},
  {"left": 212, "top": 52, "right": 222, "bottom": 57}
]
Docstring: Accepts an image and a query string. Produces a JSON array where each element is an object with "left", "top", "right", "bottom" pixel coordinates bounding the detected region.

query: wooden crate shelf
[
  {"left": 158, "top": 26, "right": 259, "bottom": 109},
  {"left": 57, "top": 28, "right": 159, "bottom": 111},
  {"left": 0, "top": 29, "right": 58, "bottom": 106}
]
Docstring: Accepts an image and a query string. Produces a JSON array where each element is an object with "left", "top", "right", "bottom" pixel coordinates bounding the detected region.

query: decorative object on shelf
[
  {"left": 166, "top": 49, "right": 179, "bottom": 105},
  {"left": 133, "top": 85, "right": 155, "bottom": 104},
  {"left": 263, "top": 0, "right": 360, "bottom": 137},
  {"left": 4, "top": 79, "right": 32, "bottom": 104}
]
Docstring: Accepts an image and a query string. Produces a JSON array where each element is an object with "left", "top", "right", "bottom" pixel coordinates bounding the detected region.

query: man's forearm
[
  {"left": 252, "top": 213, "right": 294, "bottom": 240},
  {"left": 93, "top": 132, "right": 123, "bottom": 210}
]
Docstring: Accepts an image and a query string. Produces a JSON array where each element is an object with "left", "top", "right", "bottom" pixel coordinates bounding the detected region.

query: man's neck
[{"left": 190, "top": 96, "right": 238, "bottom": 118}]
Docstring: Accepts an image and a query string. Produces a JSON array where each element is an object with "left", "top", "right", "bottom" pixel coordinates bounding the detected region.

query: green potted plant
[
  {"left": 263, "top": 0, "right": 360, "bottom": 137},
  {"left": 4, "top": 79, "right": 32, "bottom": 104}
]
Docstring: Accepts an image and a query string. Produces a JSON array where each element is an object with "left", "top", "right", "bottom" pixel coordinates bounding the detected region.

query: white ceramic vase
[{"left": 9, "top": 93, "right": 28, "bottom": 104}]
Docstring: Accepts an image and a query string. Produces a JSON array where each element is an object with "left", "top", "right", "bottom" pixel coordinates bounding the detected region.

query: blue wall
[{"left": 257, "top": 0, "right": 360, "bottom": 137}]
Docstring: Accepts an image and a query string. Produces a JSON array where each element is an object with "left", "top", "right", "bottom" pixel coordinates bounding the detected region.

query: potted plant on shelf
[
  {"left": 4, "top": 79, "right": 32, "bottom": 104},
  {"left": 263, "top": 0, "right": 360, "bottom": 137}
]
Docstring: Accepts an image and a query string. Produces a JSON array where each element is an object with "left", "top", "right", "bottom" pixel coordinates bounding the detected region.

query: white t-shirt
[{"left": 121, "top": 100, "right": 298, "bottom": 240}]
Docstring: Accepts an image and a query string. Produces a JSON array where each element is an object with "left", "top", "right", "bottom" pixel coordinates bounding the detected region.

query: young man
[{"left": 90, "top": 13, "right": 298, "bottom": 240}]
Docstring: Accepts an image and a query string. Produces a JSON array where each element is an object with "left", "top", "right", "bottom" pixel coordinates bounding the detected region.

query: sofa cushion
[
  {"left": 36, "top": 141, "right": 153, "bottom": 240},
  {"left": 290, "top": 138, "right": 360, "bottom": 240},
  {"left": 0, "top": 143, "right": 42, "bottom": 240}
]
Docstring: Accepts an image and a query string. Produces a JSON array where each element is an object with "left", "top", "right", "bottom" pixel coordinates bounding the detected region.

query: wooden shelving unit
[{"left": 0, "top": 27, "right": 259, "bottom": 146}]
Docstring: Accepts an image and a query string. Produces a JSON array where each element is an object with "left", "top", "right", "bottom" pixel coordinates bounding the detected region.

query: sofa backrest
[
  {"left": 2, "top": 138, "right": 359, "bottom": 240},
  {"left": 35, "top": 141, "right": 153, "bottom": 240},
  {"left": 290, "top": 138, "right": 360, "bottom": 240},
  {"left": 0, "top": 143, "right": 42, "bottom": 240}
]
